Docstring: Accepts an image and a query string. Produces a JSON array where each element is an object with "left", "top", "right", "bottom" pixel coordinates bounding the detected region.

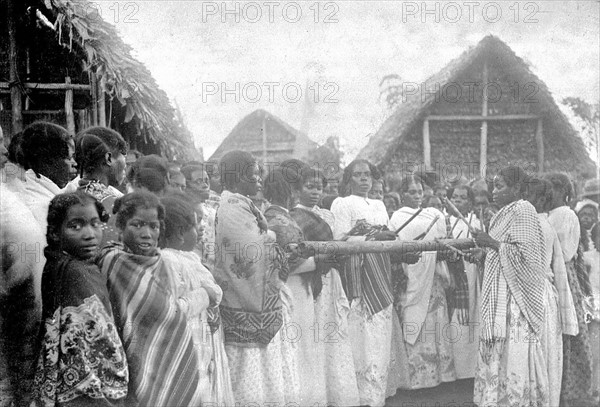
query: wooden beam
[
  {"left": 65, "top": 77, "right": 75, "bottom": 135},
  {"left": 90, "top": 73, "right": 98, "bottom": 126},
  {"left": 297, "top": 238, "right": 476, "bottom": 255},
  {"left": 536, "top": 117, "right": 544, "bottom": 172},
  {"left": 7, "top": 0, "right": 23, "bottom": 134},
  {"left": 97, "top": 78, "right": 106, "bottom": 127},
  {"left": 423, "top": 118, "right": 431, "bottom": 169},
  {"left": 22, "top": 110, "right": 63, "bottom": 115},
  {"left": 480, "top": 62, "right": 488, "bottom": 179},
  {"left": 0, "top": 82, "right": 91, "bottom": 90},
  {"left": 427, "top": 114, "right": 538, "bottom": 121}
]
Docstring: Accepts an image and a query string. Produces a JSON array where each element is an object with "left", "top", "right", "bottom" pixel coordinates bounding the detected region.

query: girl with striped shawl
[
  {"left": 330, "top": 159, "right": 396, "bottom": 407},
  {"left": 99, "top": 192, "right": 202, "bottom": 406},
  {"left": 471, "top": 166, "right": 549, "bottom": 407}
]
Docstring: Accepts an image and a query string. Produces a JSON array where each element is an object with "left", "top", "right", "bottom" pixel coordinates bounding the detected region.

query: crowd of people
[{"left": 0, "top": 121, "right": 599, "bottom": 407}]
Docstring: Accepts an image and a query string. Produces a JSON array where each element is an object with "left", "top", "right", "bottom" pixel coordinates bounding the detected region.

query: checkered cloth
[{"left": 480, "top": 200, "right": 546, "bottom": 342}]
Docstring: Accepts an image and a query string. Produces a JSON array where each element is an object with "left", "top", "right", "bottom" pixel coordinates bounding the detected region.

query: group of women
[{"left": 0, "top": 120, "right": 598, "bottom": 407}]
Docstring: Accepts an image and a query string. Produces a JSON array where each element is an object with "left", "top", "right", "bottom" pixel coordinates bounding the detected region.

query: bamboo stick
[
  {"left": 296, "top": 238, "right": 475, "bottom": 255},
  {"left": 394, "top": 208, "right": 422, "bottom": 234},
  {"left": 415, "top": 214, "right": 440, "bottom": 240},
  {"left": 443, "top": 197, "right": 478, "bottom": 235},
  {"left": 65, "top": 77, "right": 75, "bottom": 135}
]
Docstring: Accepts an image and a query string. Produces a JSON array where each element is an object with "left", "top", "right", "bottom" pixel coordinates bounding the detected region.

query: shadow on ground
[{"left": 385, "top": 378, "right": 475, "bottom": 407}]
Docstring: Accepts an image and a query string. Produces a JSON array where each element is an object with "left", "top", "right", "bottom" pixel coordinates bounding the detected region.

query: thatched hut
[
  {"left": 359, "top": 35, "right": 596, "bottom": 180},
  {"left": 1, "top": 0, "right": 197, "bottom": 160},
  {"left": 208, "top": 109, "right": 318, "bottom": 165}
]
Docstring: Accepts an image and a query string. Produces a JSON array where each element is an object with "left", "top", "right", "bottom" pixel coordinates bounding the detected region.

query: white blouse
[{"left": 330, "top": 195, "right": 389, "bottom": 240}]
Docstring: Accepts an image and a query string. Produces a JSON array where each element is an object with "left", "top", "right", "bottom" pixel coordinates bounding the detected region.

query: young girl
[
  {"left": 98, "top": 192, "right": 202, "bottom": 406},
  {"left": 159, "top": 195, "right": 234, "bottom": 405},
  {"left": 32, "top": 192, "right": 128, "bottom": 406}
]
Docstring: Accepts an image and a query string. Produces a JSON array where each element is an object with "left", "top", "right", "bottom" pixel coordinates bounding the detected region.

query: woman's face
[
  {"left": 492, "top": 176, "right": 519, "bottom": 208},
  {"left": 189, "top": 169, "right": 211, "bottom": 201},
  {"left": 349, "top": 162, "right": 372, "bottom": 198},
  {"left": 368, "top": 181, "right": 384, "bottom": 201},
  {"left": 120, "top": 207, "right": 161, "bottom": 256},
  {"left": 578, "top": 206, "right": 598, "bottom": 230},
  {"left": 60, "top": 203, "right": 103, "bottom": 261},
  {"left": 237, "top": 163, "right": 261, "bottom": 197},
  {"left": 297, "top": 176, "right": 323, "bottom": 207},
  {"left": 451, "top": 187, "right": 471, "bottom": 216},
  {"left": 402, "top": 181, "right": 423, "bottom": 209}
]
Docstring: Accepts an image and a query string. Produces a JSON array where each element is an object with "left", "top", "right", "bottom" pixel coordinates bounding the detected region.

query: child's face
[
  {"left": 61, "top": 203, "right": 103, "bottom": 261},
  {"left": 578, "top": 206, "right": 598, "bottom": 230},
  {"left": 121, "top": 207, "right": 161, "bottom": 256}
]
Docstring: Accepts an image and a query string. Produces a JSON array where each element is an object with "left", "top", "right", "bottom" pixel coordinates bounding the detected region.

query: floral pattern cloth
[
  {"left": 474, "top": 295, "right": 549, "bottom": 407},
  {"left": 32, "top": 250, "right": 128, "bottom": 406}
]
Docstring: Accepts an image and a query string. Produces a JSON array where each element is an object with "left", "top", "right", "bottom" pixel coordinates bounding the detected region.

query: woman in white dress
[
  {"left": 290, "top": 165, "right": 360, "bottom": 406},
  {"left": 330, "top": 159, "right": 396, "bottom": 407},
  {"left": 389, "top": 175, "right": 456, "bottom": 391}
]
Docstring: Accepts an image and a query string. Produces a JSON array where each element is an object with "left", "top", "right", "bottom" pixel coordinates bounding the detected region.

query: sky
[{"left": 91, "top": 0, "right": 600, "bottom": 161}]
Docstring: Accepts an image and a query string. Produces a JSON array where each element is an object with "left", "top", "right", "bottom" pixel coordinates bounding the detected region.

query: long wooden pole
[
  {"left": 65, "top": 77, "right": 75, "bottom": 135},
  {"left": 7, "top": 0, "right": 23, "bottom": 134},
  {"left": 98, "top": 78, "right": 106, "bottom": 127},
  {"left": 423, "top": 118, "right": 431, "bottom": 169},
  {"left": 536, "top": 117, "right": 544, "bottom": 172},
  {"left": 296, "top": 238, "right": 475, "bottom": 255}
]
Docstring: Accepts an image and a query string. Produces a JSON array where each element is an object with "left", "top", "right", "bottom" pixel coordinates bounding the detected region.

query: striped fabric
[
  {"left": 99, "top": 243, "right": 201, "bottom": 407},
  {"left": 341, "top": 222, "right": 394, "bottom": 316},
  {"left": 480, "top": 200, "right": 546, "bottom": 342}
]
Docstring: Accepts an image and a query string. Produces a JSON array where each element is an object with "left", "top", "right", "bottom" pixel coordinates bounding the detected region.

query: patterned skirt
[{"left": 561, "top": 260, "right": 593, "bottom": 402}]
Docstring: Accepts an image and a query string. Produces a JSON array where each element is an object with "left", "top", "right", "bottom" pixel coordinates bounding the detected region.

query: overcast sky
[{"left": 94, "top": 0, "right": 600, "bottom": 161}]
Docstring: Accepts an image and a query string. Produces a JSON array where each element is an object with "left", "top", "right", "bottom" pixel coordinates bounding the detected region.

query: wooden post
[
  {"left": 536, "top": 117, "right": 544, "bottom": 172},
  {"left": 65, "top": 77, "right": 75, "bottom": 135},
  {"left": 480, "top": 61, "right": 488, "bottom": 178},
  {"left": 423, "top": 118, "right": 431, "bottom": 169},
  {"left": 90, "top": 72, "right": 98, "bottom": 126},
  {"left": 262, "top": 114, "right": 268, "bottom": 165},
  {"left": 7, "top": 0, "right": 23, "bottom": 134},
  {"left": 97, "top": 78, "right": 106, "bottom": 127}
]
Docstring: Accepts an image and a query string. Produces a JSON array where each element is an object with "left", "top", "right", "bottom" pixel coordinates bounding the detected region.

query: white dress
[
  {"left": 296, "top": 204, "right": 360, "bottom": 407},
  {"left": 331, "top": 195, "right": 393, "bottom": 407}
]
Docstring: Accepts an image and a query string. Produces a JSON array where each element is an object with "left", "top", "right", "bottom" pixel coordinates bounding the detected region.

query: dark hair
[
  {"left": 319, "top": 195, "right": 337, "bottom": 210},
  {"left": 422, "top": 194, "right": 442, "bottom": 208},
  {"left": 524, "top": 177, "right": 554, "bottom": 212},
  {"left": 46, "top": 192, "right": 109, "bottom": 249},
  {"left": 399, "top": 174, "right": 425, "bottom": 194},
  {"left": 219, "top": 150, "right": 257, "bottom": 191},
  {"left": 339, "top": 159, "right": 380, "bottom": 197},
  {"left": 160, "top": 196, "right": 196, "bottom": 247},
  {"left": 544, "top": 172, "right": 575, "bottom": 203},
  {"left": 449, "top": 184, "right": 475, "bottom": 204},
  {"left": 180, "top": 164, "right": 204, "bottom": 182},
  {"left": 263, "top": 167, "right": 293, "bottom": 207},
  {"left": 20, "top": 122, "right": 71, "bottom": 172},
  {"left": 75, "top": 127, "right": 127, "bottom": 176},
  {"left": 383, "top": 192, "right": 400, "bottom": 207},
  {"left": 129, "top": 155, "right": 169, "bottom": 194},
  {"left": 498, "top": 165, "right": 530, "bottom": 189},
  {"left": 7, "top": 131, "right": 24, "bottom": 164},
  {"left": 113, "top": 192, "right": 165, "bottom": 230}
]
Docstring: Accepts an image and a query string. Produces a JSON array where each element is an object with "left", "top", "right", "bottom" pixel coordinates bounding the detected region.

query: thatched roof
[
  {"left": 209, "top": 109, "right": 318, "bottom": 163},
  {"left": 359, "top": 35, "right": 596, "bottom": 177},
  {"left": 4, "top": 0, "right": 196, "bottom": 159}
]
